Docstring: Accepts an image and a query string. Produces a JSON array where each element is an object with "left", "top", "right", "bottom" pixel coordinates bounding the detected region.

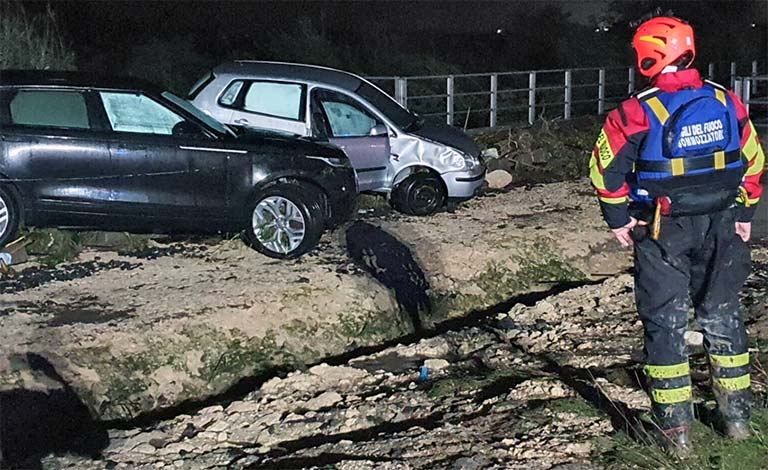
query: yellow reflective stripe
[
  {"left": 589, "top": 155, "right": 607, "bottom": 190},
  {"left": 645, "top": 363, "right": 690, "bottom": 379},
  {"left": 596, "top": 129, "right": 615, "bottom": 166},
  {"left": 715, "top": 88, "right": 727, "bottom": 106},
  {"left": 651, "top": 386, "right": 692, "bottom": 404},
  {"left": 742, "top": 122, "right": 760, "bottom": 158},
  {"left": 646, "top": 97, "right": 670, "bottom": 124},
  {"left": 671, "top": 158, "right": 685, "bottom": 176},
  {"left": 714, "top": 151, "right": 726, "bottom": 170},
  {"left": 710, "top": 352, "right": 750, "bottom": 368},
  {"left": 599, "top": 196, "right": 628, "bottom": 204},
  {"left": 715, "top": 374, "right": 751, "bottom": 391},
  {"left": 638, "top": 35, "right": 666, "bottom": 47},
  {"left": 743, "top": 122, "right": 765, "bottom": 178}
]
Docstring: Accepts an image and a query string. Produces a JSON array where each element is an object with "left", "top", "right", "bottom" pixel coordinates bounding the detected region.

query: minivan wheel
[
  {"left": 0, "top": 186, "right": 20, "bottom": 248},
  {"left": 391, "top": 173, "right": 446, "bottom": 216},
  {"left": 245, "top": 184, "right": 325, "bottom": 259}
]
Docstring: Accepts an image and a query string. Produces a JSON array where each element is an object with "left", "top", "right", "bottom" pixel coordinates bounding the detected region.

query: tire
[
  {"left": 391, "top": 173, "right": 447, "bottom": 216},
  {"left": 244, "top": 183, "right": 325, "bottom": 259},
  {"left": 0, "top": 186, "right": 20, "bottom": 248}
]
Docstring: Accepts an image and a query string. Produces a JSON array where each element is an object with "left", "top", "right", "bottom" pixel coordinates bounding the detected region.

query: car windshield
[
  {"left": 355, "top": 81, "right": 418, "bottom": 130},
  {"left": 161, "top": 91, "right": 236, "bottom": 137}
]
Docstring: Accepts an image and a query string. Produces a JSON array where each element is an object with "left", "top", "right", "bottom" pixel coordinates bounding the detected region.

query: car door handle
[{"left": 233, "top": 118, "right": 250, "bottom": 125}]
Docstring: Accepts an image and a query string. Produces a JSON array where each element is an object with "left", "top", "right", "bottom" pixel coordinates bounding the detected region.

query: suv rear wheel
[
  {"left": 0, "top": 186, "right": 20, "bottom": 248},
  {"left": 391, "top": 173, "right": 446, "bottom": 216},
  {"left": 244, "top": 184, "right": 325, "bottom": 259}
]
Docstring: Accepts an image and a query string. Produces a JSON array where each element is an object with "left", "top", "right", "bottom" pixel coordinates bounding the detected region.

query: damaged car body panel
[
  {"left": 190, "top": 61, "right": 486, "bottom": 215},
  {"left": 0, "top": 71, "right": 358, "bottom": 258}
]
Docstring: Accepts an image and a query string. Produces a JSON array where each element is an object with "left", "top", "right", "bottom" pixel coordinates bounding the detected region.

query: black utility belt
[
  {"left": 635, "top": 150, "right": 741, "bottom": 175},
  {"left": 632, "top": 188, "right": 738, "bottom": 218}
]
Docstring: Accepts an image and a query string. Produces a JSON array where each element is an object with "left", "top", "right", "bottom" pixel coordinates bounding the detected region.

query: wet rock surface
[
  {"left": 36, "top": 245, "right": 768, "bottom": 469},
  {"left": 0, "top": 181, "right": 630, "bottom": 424}
]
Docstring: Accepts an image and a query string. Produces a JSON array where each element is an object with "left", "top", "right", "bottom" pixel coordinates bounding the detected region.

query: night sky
[{"left": 16, "top": 0, "right": 768, "bottom": 89}]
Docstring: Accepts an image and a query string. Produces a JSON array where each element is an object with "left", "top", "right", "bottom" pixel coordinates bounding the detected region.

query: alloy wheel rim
[
  {"left": 252, "top": 196, "right": 306, "bottom": 254},
  {"left": 0, "top": 193, "right": 8, "bottom": 240}
]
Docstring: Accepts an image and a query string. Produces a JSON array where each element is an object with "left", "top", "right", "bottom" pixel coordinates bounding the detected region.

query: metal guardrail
[
  {"left": 735, "top": 74, "right": 768, "bottom": 131},
  {"left": 368, "top": 60, "right": 763, "bottom": 130}
]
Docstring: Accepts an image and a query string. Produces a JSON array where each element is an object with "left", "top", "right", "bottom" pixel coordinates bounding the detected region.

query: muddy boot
[
  {"left": 650, "top": 400, "right": 694, "bottom": 458},
  {"left": 712, "top": 382, "right": 751, "bottom": 440},
  {"left": 724, "top": 420, "right": 751, "bottom": 440},
  {"left": 658, "top": 425, "right": 693, "bottom": 458}
]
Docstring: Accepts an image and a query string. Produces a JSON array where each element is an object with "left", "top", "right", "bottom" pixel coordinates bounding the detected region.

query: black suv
[{"left": 0, "top": 71, "right": 357, "bottom": 258}]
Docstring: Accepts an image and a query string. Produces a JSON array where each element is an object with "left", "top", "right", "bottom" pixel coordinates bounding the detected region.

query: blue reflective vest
[{"left": 630, "top": 81, "right": 743, "bottom": 202}]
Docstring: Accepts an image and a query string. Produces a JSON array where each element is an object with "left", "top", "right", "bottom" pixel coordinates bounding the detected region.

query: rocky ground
[
  {"left": 0, "top": 180, "right": 631, "bottom": 431},
  {"left": 21, "top": 240, "right": 767, "bottom": 470}
]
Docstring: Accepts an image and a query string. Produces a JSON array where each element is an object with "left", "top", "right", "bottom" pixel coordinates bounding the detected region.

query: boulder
[{"left": 485, "top": 169, "right": 513, "bottom": 189}]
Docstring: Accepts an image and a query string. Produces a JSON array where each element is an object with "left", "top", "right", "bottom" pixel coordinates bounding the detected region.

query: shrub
[{"left": 0, "top": 3, "right": 75, "bottom": 70}]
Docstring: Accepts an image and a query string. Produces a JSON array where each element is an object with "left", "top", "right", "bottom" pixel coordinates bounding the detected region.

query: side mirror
[
  {"left": 370, "top": 124, "right": 389, "bottom": 137},
  {"left": 172, "top": 121, "right": 205, "bottom": 139}
]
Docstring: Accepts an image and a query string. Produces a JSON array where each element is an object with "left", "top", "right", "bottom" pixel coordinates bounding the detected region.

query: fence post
[
  {"left": 528, "top": 71, "right": 536, "bottom": 125},
  {"left": 752, "top": 60, "right": 759, "bottom": 95},
  {"left": 446, "top": 75, "right": 454, "bottom": 126},
  {"left": 734, "top": 78, "right": 743, "bottom": 101},
  {"left": 395, "top": 77, "right": 408, "bottom": 107},
  {"left": 628, "top": 67, "right": 635, "bottom": 96},
  {"left": 730, "top": 62, "right": 737, "bottom": 89},
  {"left": 708, "top": 62, "right": 715, "bottom": 80},
  {"left": 564, "top": 69, "right": 572, "bottom": 120},
  {"left": 744, "top": 78, "right": 752, "bottom": 115},
  {"left": 598, "top": 68, "right": 606, "bottom": 115},
  {"left": 490, "top": 74, "right": 498, "bottom": 128}
]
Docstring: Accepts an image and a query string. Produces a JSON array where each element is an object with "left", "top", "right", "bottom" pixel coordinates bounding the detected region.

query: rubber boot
[
  {"left": 652, "top": 401, "right": 694, "bottom": 458},
  {"left": 658, "top": 425, "right": 693, "bottom": 458},
  {"left": 714, "top": 388, "right": 751, "bottom": 440}
]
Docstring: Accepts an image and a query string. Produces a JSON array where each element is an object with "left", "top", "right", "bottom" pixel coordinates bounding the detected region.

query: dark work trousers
[{"left": 633, "top": 208, "right": 752, "bottom": 429}]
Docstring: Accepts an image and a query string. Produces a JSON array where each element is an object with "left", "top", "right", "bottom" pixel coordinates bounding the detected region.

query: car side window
[
  {"left": 99, "top": 91, "right": 184, "bottom": 135},
  {"left": 241, "top": 81, "right": 304, "bottom": 121},
  {"left": 314, "top": 89, "right": 381, "bottom": 138},
  {"left": 9, "top": 90, "right": 90, "bottom": 129},
  {"left": 218, "top": 80, "right": 244, "bottom": 106}
]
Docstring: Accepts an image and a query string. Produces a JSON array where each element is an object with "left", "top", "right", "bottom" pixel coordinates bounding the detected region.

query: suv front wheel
[{"left": 244, "top": 184, "right": 325, "bottom": 259}]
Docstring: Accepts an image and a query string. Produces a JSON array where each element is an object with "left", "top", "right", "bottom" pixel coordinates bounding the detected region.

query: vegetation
[
  {"left": 601, "top": 408, "right": 768, "bottom": 469},
  {"left": 0, "top": 3, "right": 75, "bottom": 70}
]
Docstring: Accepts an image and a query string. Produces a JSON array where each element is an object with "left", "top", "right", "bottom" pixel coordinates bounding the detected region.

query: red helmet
[{"left": 632, "top": 16, "right": 696, "bottom": 77}]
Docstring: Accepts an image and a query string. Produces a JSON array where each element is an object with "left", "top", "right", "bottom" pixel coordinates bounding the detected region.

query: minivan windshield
[
  {"left": 355, "top": 81, "right": 418, "bottom": 130},
  {"left": 162, "top": 92, "right": 236, "bottom": 137}
]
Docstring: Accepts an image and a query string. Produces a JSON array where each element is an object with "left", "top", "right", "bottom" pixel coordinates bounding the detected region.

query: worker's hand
[
  {"left": 612, "top": 217, "right": 647, "bottom": 248},
  {"left": 735, "top": 222, "right": 751, "bottom": 242}
]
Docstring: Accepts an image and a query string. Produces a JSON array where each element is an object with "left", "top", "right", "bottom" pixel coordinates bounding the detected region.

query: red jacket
[{"left": 589, "top": 69, "right": 764, "bottom": 228}]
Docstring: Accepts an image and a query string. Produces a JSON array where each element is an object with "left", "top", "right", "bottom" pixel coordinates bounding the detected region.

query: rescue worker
[{"left": 589, "top": 16, "right": 765, "bottom": 454}]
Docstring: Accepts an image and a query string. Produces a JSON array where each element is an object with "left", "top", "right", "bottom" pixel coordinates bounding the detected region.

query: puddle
[
  {"left": 0, "top": 260, "right": 141, "bottom": 294},
  {"left": 351, "top": 351, "right": 425, "bottom": 374}
]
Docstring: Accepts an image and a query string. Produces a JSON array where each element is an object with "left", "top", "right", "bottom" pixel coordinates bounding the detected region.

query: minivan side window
[
  {"left": 242, "top": 81, "right": 304, "bottom": 121},
  {"left": 314, "top": 89, "right": 382, "bottom": 138},
  {"left": 9, "top": 90, "right": 90, "bottom": 129},
  {"left": 218, "top": 80, "right": 243, "bottom": 106},
  {"left": 100, "top": 92, "right": 184, "bottom": 135}
]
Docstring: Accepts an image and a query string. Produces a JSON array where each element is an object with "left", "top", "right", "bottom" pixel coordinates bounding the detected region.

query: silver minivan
[{"left": 189, "top": 61, "right": 486, "bottom": 215}]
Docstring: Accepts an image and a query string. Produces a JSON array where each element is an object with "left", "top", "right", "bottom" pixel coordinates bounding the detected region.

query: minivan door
[
  {"left": 310, "top": 88, "right": 391, "bottom": 192},
  {"left": 226, "top": 80, "right": 307, "bottom": 135}
]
